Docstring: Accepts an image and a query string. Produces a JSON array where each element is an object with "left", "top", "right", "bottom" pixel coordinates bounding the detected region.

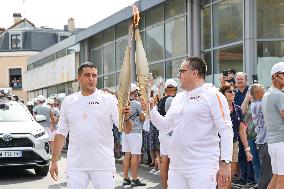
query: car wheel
[{"left": 34, "top": 165, "right": 49, "bottom": 176}]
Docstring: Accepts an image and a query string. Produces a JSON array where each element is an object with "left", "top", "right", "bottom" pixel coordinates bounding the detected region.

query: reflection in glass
[
  {"left": 103, "top": 27, "right": 115, "bottom": 44},
  {"left": 103, "top": 43, "right": 115, "bottom": 74},
  {"left": 166, "top": 58, "right": 184, "bottom": 79},
  {"left": 90, "top": 33, "right": 103, "bottom": 49},
  {"left": 201, "top": 0, "right": 211, "bottom": 6},
  {"left": 257, "top": 41, "right": 284, "bottom": 88},
  {"left": 149, "top": 62, "right": 165, "bottom": 80},
  {"left": 201, "top": 7, "right": 211, "bottom": 50},
  {"left": 91, "top": 48, "right": 103, "bottom": 75},
  {"left": 104, "top": 73, "right": 116, "bottom": 88},
  {"left": 257, "top": 0, "right": 284, "bottom": 38},
  {"left": 165, "top": 0, "right": 186, "bottom": 20},
  {"left": 213, "top": 0, "right": 243, "bottom": 46},
  {"left": 116, "top": 20, "right": 129, "bottom": 39},
  {"left": 97, "top": 76, "right": 103, "bottom": 89},
  {"left": 115, "top": 38, "right": 128, "bottom": 71},
  {"left": 214, "top": 45, "right": 243, "bottom": 85},
  {"left": 146, "top": 5, "right": 163, "bottom": 27},
  {"left": 165, "top": 17, "right": 186, "bottom": 58},
  {"left": 203, "top": 52, "right": 212, "bottom": 83},
  {"left": 146, "top": 25, "right": 164, "bottom": 62}
]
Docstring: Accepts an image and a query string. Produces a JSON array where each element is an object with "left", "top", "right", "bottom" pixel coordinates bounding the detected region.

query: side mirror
[{"left": 35, "top": 115, "right": 47, "bottom": 123}]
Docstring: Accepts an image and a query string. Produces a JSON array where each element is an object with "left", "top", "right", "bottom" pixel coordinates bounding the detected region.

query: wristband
[{"left": 245, "top": 147, "right": 250, "bottom": 152}]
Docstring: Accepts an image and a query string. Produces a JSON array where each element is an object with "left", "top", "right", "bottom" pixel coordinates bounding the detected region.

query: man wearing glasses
[
  {"left": 262, "top": 62, "right": 284, "bottom": 189},
  {"left": 142, "top": 57, "right": 233, "bottom": 189}
]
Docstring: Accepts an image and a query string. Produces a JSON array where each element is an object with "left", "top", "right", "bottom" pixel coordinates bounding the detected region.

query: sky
[{"left": 0, "top": 0, "right": 137, "bottom": 30}]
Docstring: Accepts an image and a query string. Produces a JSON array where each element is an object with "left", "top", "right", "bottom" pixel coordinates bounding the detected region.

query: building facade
[
  {"left": 0, "top": 14, "right": 73, "bottom": 102},
  {"left": 24, "top": 0, "right": 284, "bottom": 100}
]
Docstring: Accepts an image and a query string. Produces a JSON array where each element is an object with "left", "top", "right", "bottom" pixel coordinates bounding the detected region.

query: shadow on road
[{"left": 0, "top": 168, "right": 45, "bottom": 185}]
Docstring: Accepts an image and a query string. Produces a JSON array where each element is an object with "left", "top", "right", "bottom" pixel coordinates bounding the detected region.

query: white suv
[{"left": 0, "top": 97, "right": 50, "bottom": 176}]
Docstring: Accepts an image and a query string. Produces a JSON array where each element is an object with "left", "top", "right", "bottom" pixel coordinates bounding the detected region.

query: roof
[{"left": 8, "top": 18, "right": 35, "bottom": 29}]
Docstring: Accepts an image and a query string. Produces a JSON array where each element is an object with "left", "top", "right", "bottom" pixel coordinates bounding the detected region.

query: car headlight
[{"left": 34, "top": 131, "right": 46, "bottom": 138}]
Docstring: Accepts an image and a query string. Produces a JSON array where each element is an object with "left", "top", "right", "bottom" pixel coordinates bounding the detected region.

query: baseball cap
[
  {"left": 46, "top": 98, "right": 54, "bottom": 104},
  {"left": 271, "top": 62, "right": 284, "bottom": 76},
  {"left": 37, "top": 95, "right": 45, "bottom": 102},
  {"left": 165, "top": 79, "right": 177, "bottom": 88},
  {"left": 130, "top": 83, "right": 138, "bottom": 92}
]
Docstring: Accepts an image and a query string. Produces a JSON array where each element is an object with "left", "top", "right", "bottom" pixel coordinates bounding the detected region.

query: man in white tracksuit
[
  {"left": 143, "top": 57, "right": 233, "bottom": 189},
  {"left": 49, "top": 62, "right": 132, "bottom": 189}
]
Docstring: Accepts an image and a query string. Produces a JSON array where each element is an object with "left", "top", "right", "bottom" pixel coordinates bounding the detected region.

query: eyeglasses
[{"left": 225, "top": 89, "right": 235, "bottom": 94}]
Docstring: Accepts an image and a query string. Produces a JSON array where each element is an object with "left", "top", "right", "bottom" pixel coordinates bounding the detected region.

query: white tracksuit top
[
  {"left": 56, "top": 90, "right": 119, "bottom": 170},
  {"left": 150, "top": 84, "right": 233, "bottom": 170}
]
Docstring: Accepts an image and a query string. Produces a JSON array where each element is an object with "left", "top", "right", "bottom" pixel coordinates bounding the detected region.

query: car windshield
[{"left": 0, "top": 101, "right": 32, "bottom": 122}]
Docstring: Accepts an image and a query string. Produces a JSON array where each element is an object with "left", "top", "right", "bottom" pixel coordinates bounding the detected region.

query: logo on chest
[
  {"left": 188, "top": 95, "right": 201, "bottom": 101},
  {"left": 88, "top": 101, "right": 99, "bottom": 105}
]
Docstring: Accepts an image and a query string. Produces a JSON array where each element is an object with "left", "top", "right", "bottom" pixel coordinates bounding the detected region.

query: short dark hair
[
  {"left": 184, "top": 56, "right": 207, "bottom": 79},
  {"left": 219, "top": 83, "right": 234, "bottom": 95},
  {"left": 227, "top": 69, "right": 236, "bottom": 75},
  {"left": 78, "top": 62, "right": 97, "bottom": 75}
]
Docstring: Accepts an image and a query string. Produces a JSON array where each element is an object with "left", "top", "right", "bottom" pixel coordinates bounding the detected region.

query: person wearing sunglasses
[
  {"left": 220, "top": 84, "right": 253, "bottom": 189},
  {"left": 142, "top": 57, "right": 233, "bottom": 189},
  {"left": 262, "top": 62, "right": 284, "bottom": 189}
]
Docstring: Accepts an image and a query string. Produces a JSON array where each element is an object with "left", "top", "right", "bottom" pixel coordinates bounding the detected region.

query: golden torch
[
  {"left": 133, "top": 6, "right": 151, "bottom": 117},
  {"left": 117, "top": 46, "right": 131, "bottom": 132}
]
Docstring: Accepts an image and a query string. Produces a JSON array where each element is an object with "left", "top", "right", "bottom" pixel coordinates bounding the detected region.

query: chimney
[
  {"left": 67, "top": 17, "right": 75, "bottom": 32},
  {"left": 13, "top": 13, "right": 22, "bottom": 24}
]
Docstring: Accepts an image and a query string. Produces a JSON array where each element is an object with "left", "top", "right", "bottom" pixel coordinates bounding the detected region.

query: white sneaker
[
  {"left": 153, "top": 170, "right": 160, "bottom": 175},
  {"left": 148, "top": 169, "right": 156, "bottom": 174}
]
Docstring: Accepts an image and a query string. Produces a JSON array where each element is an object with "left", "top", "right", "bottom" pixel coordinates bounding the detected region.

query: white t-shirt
[
  {"left": 150, "top": 84, "right": 233, "bottom": 170},
  {"left": 56, "top": 89, "right": 118, "bottom": 171}
]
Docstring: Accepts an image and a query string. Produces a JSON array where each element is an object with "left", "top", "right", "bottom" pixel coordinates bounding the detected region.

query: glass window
[
  {"left": 116, "top": 20, "right": 129, "bottom": 39},
  {"left": 9, "top": 68, "right": 22, "bottom": 89},
  {"left": 257, "top": 0, "right": 284, "bottom": 39},
  {"left": 91, "top": 48, "right": 103, "bottom": 75},
  {"left": 201, "top": 0, "right": 211, "bottom": 6},
  {"left": 165, "top": 16, "right": 186, "bottom": 58},
  {"left": 201, "top": 7, "right": 211, "bottom": 50},
  {"left": 115, "top": 38, "right": 128, "bottom": 71},
  {"left": 47, "top": 86, "right": 57, "bottom": 98},
  {"left": 166, "top": 58, "right": 184, "bottom": 79},
  {"left": 146, "top": 5, "right": 164, "bottom": 27},
  {"left": 165, "top": 0, "right": 186, "bottom": 20},
  {"left": 149, "top": 62, "right": 165, "bottom": 80},
  {"left": 103, "top": 43, "right": 115, "bottom": 74},
  {"left": 104, "top": 73, "right": 116, "bottom": 88},
  {"left": 71, "top": 81, "right": 79, "bottom": 93},
  {"left": 57, "top": 84, "right": 65, "bottom": 94},
  {"left": 103, "top": 27, "right": 115, "bottom": 44},
  {"left": 97, "top": 76, "right": 103, "bottom": 89},
  {"left": 213, "top": 0, "right": 243, "bottom": 47},
  {"left": 90, "top": 33, "right": 103, "bottom": 49},
  {"left": 203, "top": 52, "right": 213, "bottom": 83},
  {"left": 213, "top": 45, "right": 243, "bottom": 85},
  {"left": 146, "top": 25, "right": 164, "bottom": 62},
  {"left": 257, "top": 41, "right": 284, "bottom": 88},
  {"left": 10, "top": 34, "right": 22, "bottom": 49}
]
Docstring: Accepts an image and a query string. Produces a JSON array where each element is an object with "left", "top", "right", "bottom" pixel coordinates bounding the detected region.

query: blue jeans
[
  {"left": 248, "top": 138, "right": 260, "bottom": 183},
  {"left": 238, "top": 139, "right": 255, "bottom": 183}
]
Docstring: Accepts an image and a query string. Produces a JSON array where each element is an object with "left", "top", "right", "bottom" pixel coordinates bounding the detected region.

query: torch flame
[{"left": 132, "top": 5, "right": 140, "bottom": 28}]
